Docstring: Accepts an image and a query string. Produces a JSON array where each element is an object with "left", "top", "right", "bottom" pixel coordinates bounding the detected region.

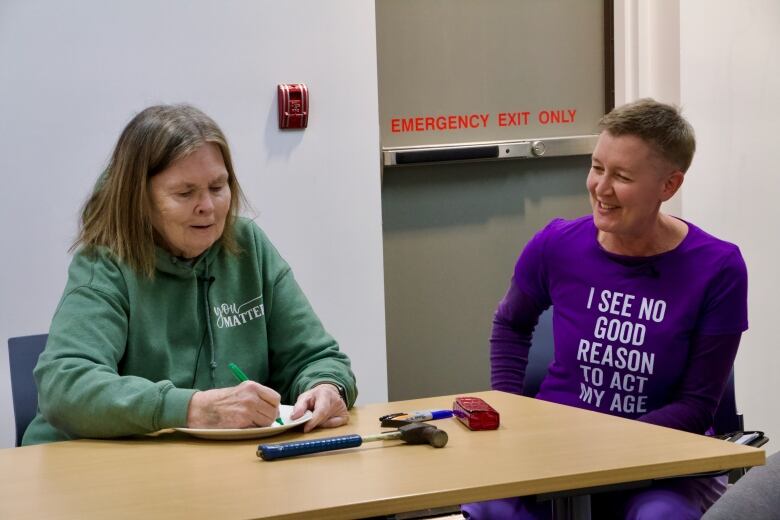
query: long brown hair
[{"left": 73, "top": 104, "right": 246, "bottom": 276}]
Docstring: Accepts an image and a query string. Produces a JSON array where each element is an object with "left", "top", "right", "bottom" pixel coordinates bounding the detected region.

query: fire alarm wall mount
[{"left": 278, "top": 84, "right": 309, "bottom": 129}]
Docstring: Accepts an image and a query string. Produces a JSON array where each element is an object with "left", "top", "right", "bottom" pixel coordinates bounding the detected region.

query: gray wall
[
  {"left": 376, "top": 0, "right": 606, "bottom": 148},
  {"left": 377, "top": 0, "right": 604, "bottom": 400},
  {"left": 383, "top": 156, "right": 592, "bottom": 400}
]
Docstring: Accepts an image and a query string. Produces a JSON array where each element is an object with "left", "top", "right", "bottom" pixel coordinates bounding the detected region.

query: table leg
[{"left": 552, "top": 494, "right": 591, "bottom": 520}]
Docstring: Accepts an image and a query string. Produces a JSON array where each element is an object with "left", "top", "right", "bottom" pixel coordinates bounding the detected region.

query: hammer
[{"left": 257, "top": 422, "right": 449, "bottom": 460}]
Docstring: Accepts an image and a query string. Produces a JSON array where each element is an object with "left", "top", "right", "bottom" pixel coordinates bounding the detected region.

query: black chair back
[
  {"left": 7, "top": 334, "right": 48, "bottom": 447},
  {"left": 522, "top": 309, "right": 554, "bottom": 398},
  {"left": 713, "top": 370, "right": 743, "bottom": 435}
]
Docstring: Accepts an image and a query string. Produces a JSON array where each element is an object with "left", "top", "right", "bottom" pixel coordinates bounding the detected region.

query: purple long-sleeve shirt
[{"left": 491, "top": 216, "right": 748, "bottom": 434}]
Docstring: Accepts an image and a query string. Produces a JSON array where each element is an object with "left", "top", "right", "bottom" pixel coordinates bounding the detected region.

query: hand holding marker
[{"left": 228, "top": 363, "right": 284, "bottom": 426}]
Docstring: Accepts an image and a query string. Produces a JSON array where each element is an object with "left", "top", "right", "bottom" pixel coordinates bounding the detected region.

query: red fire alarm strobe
[{"left": 278, "top": 84, "right": 309, "bottom": 129}]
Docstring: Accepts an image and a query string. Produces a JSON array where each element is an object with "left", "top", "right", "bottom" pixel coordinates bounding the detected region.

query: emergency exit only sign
[
  {"left": 390, "top": 109, "right": 578, "bottom": 134},
  {"left": 376, "top": 0, "right": 606, "bottom": 149}
]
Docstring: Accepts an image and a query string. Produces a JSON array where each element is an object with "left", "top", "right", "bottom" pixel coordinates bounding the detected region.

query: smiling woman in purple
[{"left": 463, "top": 99, "right": 748, "bottom": 520}]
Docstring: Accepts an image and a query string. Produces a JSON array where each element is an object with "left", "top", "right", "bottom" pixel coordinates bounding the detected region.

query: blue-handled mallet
[{"left": 257, "top": 422, "right": 448, "bottom": 461}]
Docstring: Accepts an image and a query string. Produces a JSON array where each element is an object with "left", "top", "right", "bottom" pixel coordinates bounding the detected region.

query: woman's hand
[
  {"left": 186, "top": 381, "right": 281, "bottom": 429},
  {"left": 290, "top": 383, "right": 349, "bottom": 432}
]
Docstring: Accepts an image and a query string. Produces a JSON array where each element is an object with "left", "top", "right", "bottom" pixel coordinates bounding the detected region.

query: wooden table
[{"left": 0, "top": 391, "right": 764, "bottom": 519}]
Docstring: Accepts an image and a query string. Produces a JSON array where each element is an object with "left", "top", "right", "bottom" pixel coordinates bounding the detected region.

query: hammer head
[{"left": 398, "top": 422, "right": 448, "bottom": 448}]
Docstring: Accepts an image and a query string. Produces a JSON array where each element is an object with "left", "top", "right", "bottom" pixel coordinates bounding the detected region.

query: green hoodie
[{"left": 23, "top": 218, "right": 357, "bottom": 445}]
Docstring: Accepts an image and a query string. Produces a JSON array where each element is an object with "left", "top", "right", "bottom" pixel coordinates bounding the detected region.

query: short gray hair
[{"left": 599, "top": 98, "right": 696, "bottom": 172}]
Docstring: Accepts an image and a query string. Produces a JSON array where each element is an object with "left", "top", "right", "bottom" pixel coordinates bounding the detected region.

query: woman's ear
[{"left": 660, "top": 170, "right": 685, "bottom": 201}]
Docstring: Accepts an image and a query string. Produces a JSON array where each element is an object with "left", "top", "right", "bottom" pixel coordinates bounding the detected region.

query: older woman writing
[
  {"left": 463, "top": 99, "right": 748, "bottom": 519},
  {"left": 23, "top": 104, "right": 356, "bottom": 444}
]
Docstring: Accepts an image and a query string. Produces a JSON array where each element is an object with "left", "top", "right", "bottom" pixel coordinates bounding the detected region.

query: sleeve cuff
[
  {"left": 157, "top": 386, "right": 198, "bottom": 429},
  {"left": 309, "top": 379, "right": 353, "bottom": 408}
]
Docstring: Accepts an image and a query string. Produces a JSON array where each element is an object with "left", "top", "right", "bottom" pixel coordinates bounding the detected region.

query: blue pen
[{"left": 396, "top": 409, "right": 453, "bottom": 422}]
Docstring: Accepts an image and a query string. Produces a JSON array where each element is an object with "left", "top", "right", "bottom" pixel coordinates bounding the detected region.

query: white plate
[{"left": 174, "top": 405, "right": 312, "bottom": 440}]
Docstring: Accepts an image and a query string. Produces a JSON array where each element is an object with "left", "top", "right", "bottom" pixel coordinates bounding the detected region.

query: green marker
[{"left": 228, "top": 363, "right": 284, "bottom": 425}]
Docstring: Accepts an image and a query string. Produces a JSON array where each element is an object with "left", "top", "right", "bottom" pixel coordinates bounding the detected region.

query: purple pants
[{"left": 461, "top": 476, "right": 727, "bottom": 520}]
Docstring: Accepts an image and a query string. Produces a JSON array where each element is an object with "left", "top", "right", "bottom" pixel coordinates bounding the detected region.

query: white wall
[
  {"left": 614, "top": 0, "right": 682, "bottom": 215},
  {"left": 617, "top": 0, "right": 778, "bottom": 454},
  {"left": 680, "top": 0, "right": 780, "bottom": 454},
  {"left": 0, "top": 0, "right": 386, "bottom": 448}
]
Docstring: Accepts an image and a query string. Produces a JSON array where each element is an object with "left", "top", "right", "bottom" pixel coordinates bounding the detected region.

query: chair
[
  {"left": 521, "top": 309, "right": 554, "bottom": 398},
  {"left": 7, "top": 334, "right": 48, "bottom": 447},
  {"left": 521, "top": 309, "right": 742, "bottom": 436},
  {"left": 713, "top": 369, "right": 743, "bottom": 435},
  {"left": 702, "top": 451, "right": 780, "bottom": 519}
]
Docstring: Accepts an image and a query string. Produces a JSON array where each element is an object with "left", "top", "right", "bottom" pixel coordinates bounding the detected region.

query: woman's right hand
[{"left": 186, "top": 381, "right": 281, "bottom": 428}]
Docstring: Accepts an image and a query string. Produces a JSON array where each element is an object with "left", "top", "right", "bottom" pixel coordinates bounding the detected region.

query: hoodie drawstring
[{"left": 200, "top": 265, "right": 217, "bottom": 384}]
